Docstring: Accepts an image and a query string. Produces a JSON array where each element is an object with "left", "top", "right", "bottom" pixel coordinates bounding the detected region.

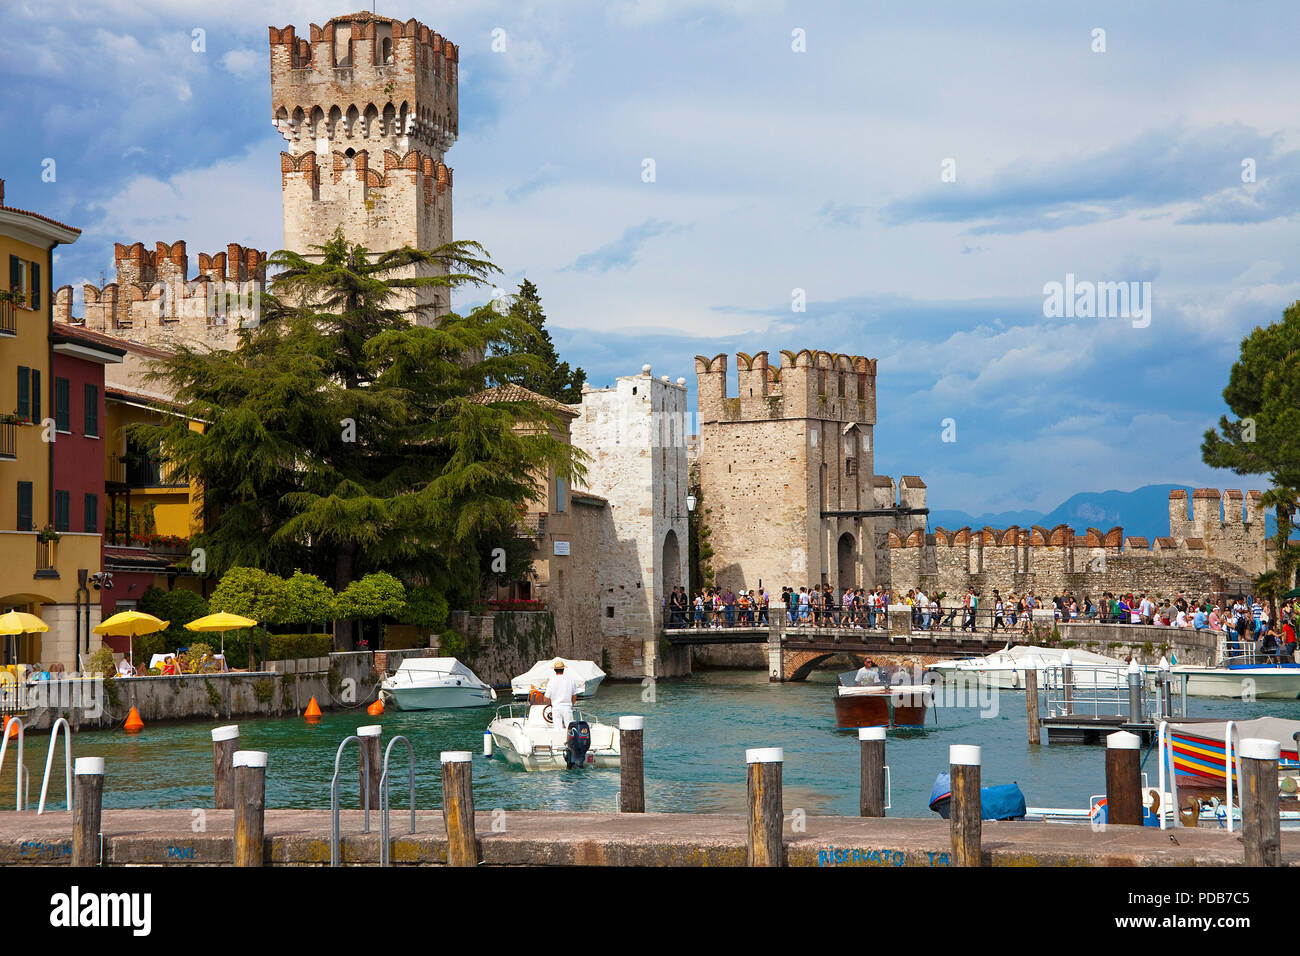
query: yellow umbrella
[
  {"left": 185, "top": 612, "right": 257, "bottom": 664},
  {"left": 0, "top": 610, "right": 48, "bottom": 672},
  {"left": 93, "top": 610, "right": 170, "bottom": 670}
]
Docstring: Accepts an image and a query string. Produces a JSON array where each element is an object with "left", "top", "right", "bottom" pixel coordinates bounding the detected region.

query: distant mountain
[{"left": 929, "top": 484, "right": 1279, "bottom": 542}]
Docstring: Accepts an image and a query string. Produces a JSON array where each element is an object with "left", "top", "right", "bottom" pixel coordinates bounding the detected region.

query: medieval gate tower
[{"left": 269, "top": 12, "right": 458, "bottom": 320}]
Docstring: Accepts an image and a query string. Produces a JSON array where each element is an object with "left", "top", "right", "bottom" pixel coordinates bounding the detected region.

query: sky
[{"left": 2, "top": 0, "right": 1297, "bottom": 516}]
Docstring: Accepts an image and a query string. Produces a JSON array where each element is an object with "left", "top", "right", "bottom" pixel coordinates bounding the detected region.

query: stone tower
[
  {"left": 695, "top": 349, "right": 923, "bottom": 594},
  {"left": 269, "top": 12, "right": 458, "bottom": 321}
]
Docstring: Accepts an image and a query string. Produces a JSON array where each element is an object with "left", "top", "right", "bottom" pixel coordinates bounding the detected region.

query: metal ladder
[
  {"left": 378, "top": 735, "right": 415, "bottom": 867},
  {"left": 37, "top": 718, "right": 72, "bottom": 815},
  {"left": 329, "top": 735, "right": 371, "bottom": 867},
  {"left": 0, "top": 717, "right": 30, "bottom": 810}
]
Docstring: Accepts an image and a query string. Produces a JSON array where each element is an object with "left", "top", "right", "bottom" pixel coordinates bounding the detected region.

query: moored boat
[
  {"left": 930, "top": 643, "right": 1132, "bottom": 689},
  {"left": 510, "top": 658, "right": 606, "bottom": 699},
  {"left": 1171, "top": 636, "right": 1300, "bottom": 699},
  {"left": 1165, "top": 716, "right": 1300, "bottom": 790},
  {"left": 378, "top": 657, "right": 496, "bottom": 711}
]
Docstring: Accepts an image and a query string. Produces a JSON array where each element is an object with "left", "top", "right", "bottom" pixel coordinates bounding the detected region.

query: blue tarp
[{"left": 928, "top": 772, "right": 1027, "bottom": 821}]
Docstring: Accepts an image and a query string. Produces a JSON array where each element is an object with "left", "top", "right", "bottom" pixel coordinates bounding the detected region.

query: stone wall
[{"left": 1057, "top": 622, "right": 1219, "bottom": 667}]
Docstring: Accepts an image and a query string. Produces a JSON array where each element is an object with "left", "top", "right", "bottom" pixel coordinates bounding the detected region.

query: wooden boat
[
  {"left": 834, "top": 671, "right": 931, "bottom": 729},
  {"left": 1166, "top": 716, "right": 1300, "bottom": 790}
]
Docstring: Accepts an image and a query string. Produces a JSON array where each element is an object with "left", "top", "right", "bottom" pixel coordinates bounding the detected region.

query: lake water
[{"left": 6, "top": 669, "right": 1298, "bottom": 817}]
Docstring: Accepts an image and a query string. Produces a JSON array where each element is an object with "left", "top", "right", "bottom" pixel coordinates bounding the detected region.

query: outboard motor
[{"left": 564, "top": 720, "right": 592, "bottom": 769}]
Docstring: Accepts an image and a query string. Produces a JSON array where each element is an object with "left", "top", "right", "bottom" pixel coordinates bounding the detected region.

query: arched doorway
[
  {"left": 837, "top": 532, "right": 857, "bottom": 590},
  {"left": 662, "top": 530, "right": 681, "bottom": 592}
]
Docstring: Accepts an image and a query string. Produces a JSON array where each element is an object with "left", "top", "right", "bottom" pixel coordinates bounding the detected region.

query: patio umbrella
[
  {"left": 0, "top": 611, "right": 49, "bottom": 671},
  {"left": 93, "top": 610, "right": 169, "bottom": 670},
  {"left": 1283, "top": 587, "right": 1300, "bottom": 600},
  {"left": 184, "top": 612, "right": 257, "bottom": 664}
]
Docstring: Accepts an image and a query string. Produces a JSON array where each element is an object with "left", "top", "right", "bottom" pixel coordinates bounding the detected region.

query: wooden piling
[
  {"left": 71, "top": 757, "right": 104, "bottom": 867},
  {"left": 858, "top": 727, "right": 887, "bottom": 817},
  {"left": 440, "top": 751, "right": 477, "bottom": 867},
  {"left": 1104, "top": 731, "right": 1142, "bottom": 825},
  {"left": 618, "top": 716, "right": 645, "bottom": 813},
  {"left": 1024, "top": 668, "right": 1040, "bottom": 746},
  {"left": 357, "top": 724, "right": 381, "bottom": 813},
  {"left": 949, "top": 745, "right": 981, "bottom": 867},
  {"left": 211, "top": 725, "right": 239, "bottom": 810},
  {"left": 1239, "top": 738, "right": 1281, "bottom": 866},
  {"left": 233, "top": 750, "right": 267, "bottom": 867},
  {"left": 746, "top": 747, "right": 784, "bottom": 866}
]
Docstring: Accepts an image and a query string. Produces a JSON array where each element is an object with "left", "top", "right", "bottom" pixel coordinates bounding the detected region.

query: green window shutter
[
  {"left": 55, "top": 377, "right": 69, "bottom": 431},
  {"left": 30, "top": 262, "right": 40, "bottom": 311},
  {"left": 556, "top": 476, "right": 566, "bottom": 513},
  {"left": 8, "top": 256, "right": 19, "bottom": 296},
  {"left": 31, "top": 368, "right": 40, "bottom": 423},
  {"left": 84, "top": 493, "right": 98, "bottom": 533},
  {"left": 16, "top": 481, "right": 32, "bottom": 531},
  {"left": 16, "top": 366, "right": 29, "bottom": 420},
  {"left": 55, "top": 490, "right": 70, "bottom": 532},
  {"left": 84, "top": 384, "right": 98, "bottom": 437}
]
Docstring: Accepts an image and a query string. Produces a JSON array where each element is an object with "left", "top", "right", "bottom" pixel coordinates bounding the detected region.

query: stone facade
[
  {"left": 569, "top": 365, "right": 691, "bottom": 679},
  {"left": 694, "top": 349, "right": 923, "bottom": 595},
  {"left": 271, "top": 11, "right": 457, "bottom": 320}
]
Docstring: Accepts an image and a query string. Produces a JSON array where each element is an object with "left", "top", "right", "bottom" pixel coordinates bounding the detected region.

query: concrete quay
[{"left": 0, "top": 809, "right": 1292, "bottom": 867}]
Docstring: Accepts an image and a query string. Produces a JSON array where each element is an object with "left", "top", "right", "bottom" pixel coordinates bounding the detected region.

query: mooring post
[
  {"left": 440, "top": 751, "right": 477, "bottom": 867},
  {"left": 233, "top": 750, "right": 267, "bottom": 867},
  {"left": 358, "top": 724, "right": 382, "bottom": 813},
  {"left": 71, "top": 756, "right": 104, "bottom": 867},
  {"left": 859, "top": 727, "right": 886, "bottom": 817},
  {"left": 211, "top": 724, "right": 239, "bottom": 810},
  {"left": 1104, "top": 731, "right": 1142, "bottom": 825},
  {"left": 1024, "top": 668, "right": 1041, "bottom": 745},
  {"left": 1060, "top": 651, "right": 1073, "bottom": 716},
  {"left": 618, "top": 716, "right": 645, "bottom": 813},
  {"left": 746, "top": 747, "right": 784, "bottom": 866},
  {"left": 1239, "top": 738, "right": 1281, "bottom": 866},
  {"left": 949, "top": 745, "right": 981, "bottom": 867},
  {"left": 1158, "top": 657, "right": 1172, "bottom": 718},
  {"left": 1126, "top": 658, "right": 1143, "bottom": 724}
]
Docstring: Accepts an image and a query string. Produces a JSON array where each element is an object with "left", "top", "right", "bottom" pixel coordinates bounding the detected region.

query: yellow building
[{"left": 0, "top": 179, "right": 109, "bottom": 671}]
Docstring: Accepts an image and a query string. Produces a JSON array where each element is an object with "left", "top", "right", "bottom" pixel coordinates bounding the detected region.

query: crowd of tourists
[{"left": 667, "top": 583, "right": 1298, "bottom": 656}]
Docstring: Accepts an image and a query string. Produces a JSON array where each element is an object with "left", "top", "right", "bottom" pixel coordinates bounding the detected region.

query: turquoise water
[{"left": 6, "top": 670, "right": 1299, "bottom": 817}]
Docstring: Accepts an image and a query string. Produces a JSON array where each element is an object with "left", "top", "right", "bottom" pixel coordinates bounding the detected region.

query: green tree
[
  {"left": 209, "top": 566, "right": 286, "bottom": 623},
  {"left": 336, "top": 571, "right": 406, "bottom": 648},
  {"left": 141, "top": 232, "right": 582, "bottom": 648},
  {"left": 1202, "top": 301, "right": 1300, "bottom": 594},
  {"left": 492, "top": 279, "right": 587, "bottom": 403},
  {"left": 139, "top": 586, "right": 210, "bottom": 646},
  {"left": 278, "top": 570, "right": 337, "bottom": 627},
  {"left": 398, "top": 584, "right": 450, "bottom": 631}
]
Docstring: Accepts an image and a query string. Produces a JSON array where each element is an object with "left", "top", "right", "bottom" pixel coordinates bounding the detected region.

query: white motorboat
[
  {"left": 930, "top": 643, "right": 1132, "bottom": 689},
  {"left": 1171, "top": 634, "right": 1300, "bottom": 699},
  {"left": 510, "top": 658, "right": 606, "bottom": 699},
  {"left": 378, "top": 658, "right": 496, "bottom": 711},
  {"left": 487, "top": 703, "right": 620, "bottom": 771}
]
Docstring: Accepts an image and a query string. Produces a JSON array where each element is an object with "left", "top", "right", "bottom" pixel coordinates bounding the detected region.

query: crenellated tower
[{"left": 269, "top": 11, "right": 458, "bottom": 321}]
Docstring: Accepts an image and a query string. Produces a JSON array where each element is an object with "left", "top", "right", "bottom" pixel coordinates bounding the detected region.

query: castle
[{"left": 696, "top": 349, "right": 1272, "bottom": 604}]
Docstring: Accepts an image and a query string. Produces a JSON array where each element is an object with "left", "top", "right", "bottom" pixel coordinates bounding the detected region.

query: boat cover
[
  {"left": 511, "top": 658, "right": 606, "bottom": 694},
  {"left": 928, "top": 772, "right": 1027, "bottom": 821},
  {"left": 395, "top": 657, "right": 485, "bottom": 684}
]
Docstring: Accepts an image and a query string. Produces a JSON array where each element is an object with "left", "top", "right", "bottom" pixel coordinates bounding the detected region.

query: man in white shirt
[{"left": 544, "top": 659, "right": 578, "bottom": 737}]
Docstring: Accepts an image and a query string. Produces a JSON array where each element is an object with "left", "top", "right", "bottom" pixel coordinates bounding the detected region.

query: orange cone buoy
[
  {"left": 124, "top": 707, "right": 144, "bottom": 734},
  {"left": 367, "top": 699, "right": 384, "bottom": 716},
  {"left": 5, "top": 719, "right": 19, "bottom": 738},
  {"left": 304, "top": 697, "right": 322, "bottom": 722}
]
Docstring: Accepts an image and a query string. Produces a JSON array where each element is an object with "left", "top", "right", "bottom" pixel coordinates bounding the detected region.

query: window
[
  {"left": 84, "top": 493, "right": 98, "bottom": 533},
  {"left": 8, "top": 255, "right": 25, "bottom": 306},
  {"left": 16, "top": 366, "right": 28, "bottom": 420},
  {"left": 54, "top": 377, "right": 70, "bottom": 432},
  {"left": 16, "top": 481, "right": 32, "bottom": 531},
  {"left": 556, "top": 476, "right": 566, "bottom": 513},
  {"left": 846, "top": 457, "right": 858, "bottom": 476},
  {"left": 84, "top": 384, "right": 99, "bottom": 437},
  {"left": 55, "top": 490, "right": 70, "bottom": 532}
]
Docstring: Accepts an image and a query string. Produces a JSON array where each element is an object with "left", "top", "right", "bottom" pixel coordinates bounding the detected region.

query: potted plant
[{"left": 36, "top": 525, "right": 61, "bottom": 543}]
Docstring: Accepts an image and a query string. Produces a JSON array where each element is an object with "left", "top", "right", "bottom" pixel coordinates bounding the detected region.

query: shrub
[
  {"left": 86, "top": 647, "right": 116, "bottom": 678},
  {"left": 210, "top": 567, "right": 287, "bottom": 623},
  {"left": 336, "top": 572, "right": 406, "bottom": 621},
  {"left": 279, "top": 571, "right": 336, "bottom": 625},
  {"left": 140, "top": 587, "right": 209, "bottom": 645},
  {"left": 398, "top": 585, "right": 449, "bottom": 631}
]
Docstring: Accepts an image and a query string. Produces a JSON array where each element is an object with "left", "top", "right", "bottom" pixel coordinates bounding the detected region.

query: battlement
[
  {"left": 1167, "top": 487, "right": 1267, "bottom": 569},
  {"left": 270, "top": 13, "right": 458, "bottom": 157},
  {"left": 695, "top": 348, "right": 877, "bottom": 424},
  {"left": 111, "top": 241, "right": 267, "bottom": 285}
]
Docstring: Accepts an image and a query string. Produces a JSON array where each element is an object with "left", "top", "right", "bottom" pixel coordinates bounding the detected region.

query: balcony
[
  {"left": 0, "top": 421, "right": 14, "bottom": 461},
  {"left": 516, "top": 512, "right": 547, "bottom": 538},
  {"left": 35, "top": 538, "right": 57, "bottom": 578},
  {"left": 107, "top": 453, "right": 187, "bottom": 489},
  {"left": 0, "top": 299, "right": 14, "bottom": 336}
]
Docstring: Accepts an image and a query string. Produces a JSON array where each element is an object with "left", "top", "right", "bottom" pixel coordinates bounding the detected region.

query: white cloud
[{"left": 220, "top": 47, "right": 262, "bottom": 79}]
